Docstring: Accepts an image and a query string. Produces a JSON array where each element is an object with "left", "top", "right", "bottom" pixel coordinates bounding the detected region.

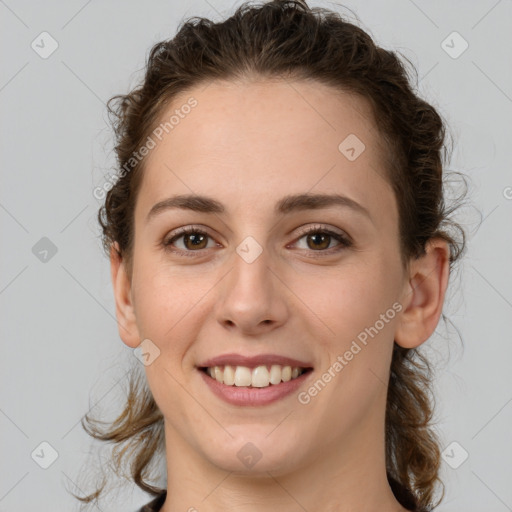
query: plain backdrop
[{"left": 1, "top": 1, "right": 511, "bottom": 511}]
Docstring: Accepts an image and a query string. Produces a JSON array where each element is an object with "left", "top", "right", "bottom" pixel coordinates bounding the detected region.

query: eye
[
  {"left": 291, "top": 225, "right": 352, "bottom": 256},
  {"left": 163, "top": 226, "right": 217, "bottom": 256},
  {"left": 162, "top": 224, "right": 352, "bottom": 257}
]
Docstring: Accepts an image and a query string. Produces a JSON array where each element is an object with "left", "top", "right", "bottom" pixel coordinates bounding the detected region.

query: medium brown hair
[{"left": 74, "top": 1, "right": 466, "bottom": 510}]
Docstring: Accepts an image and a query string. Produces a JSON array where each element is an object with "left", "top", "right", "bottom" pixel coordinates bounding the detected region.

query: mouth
[
  {"left": 198, "top": 364, "right": 314, "bottom": 388},
  {"left": 197, "top": 363, "right": 314, "bottom": 406},
  {"left": 195, "top": 353, "right": 314, "bottom": 405}
]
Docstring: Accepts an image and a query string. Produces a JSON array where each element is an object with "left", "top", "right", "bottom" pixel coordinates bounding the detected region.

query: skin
[{"left": 110, "top": 78, "right": 450, "bottom": 512}]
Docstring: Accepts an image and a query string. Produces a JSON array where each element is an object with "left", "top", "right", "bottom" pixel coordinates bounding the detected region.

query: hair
[{"left": 75, "top": 1, "right": 467, "bottom": 510}]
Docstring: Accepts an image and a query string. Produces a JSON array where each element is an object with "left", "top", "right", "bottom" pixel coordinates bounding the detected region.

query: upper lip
[{"left": 198, "top": 353, "right": 314, "bottom": 369}]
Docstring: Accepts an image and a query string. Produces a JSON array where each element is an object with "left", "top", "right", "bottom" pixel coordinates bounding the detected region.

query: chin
[{"left": 202, "top": 433, "right": 307, "bottom": 476}]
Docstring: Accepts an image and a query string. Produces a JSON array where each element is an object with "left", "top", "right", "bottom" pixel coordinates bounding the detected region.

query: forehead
[
  {"left": 136, "top": 78, "right": 394, "bottom": 223},
  {"left": 154, "top": 78, "right": 382, "bottom": 159}
]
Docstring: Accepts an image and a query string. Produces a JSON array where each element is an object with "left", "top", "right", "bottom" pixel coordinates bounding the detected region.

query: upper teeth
[{"left": 205, "top": 365, "right": 305, "bottom": 388}]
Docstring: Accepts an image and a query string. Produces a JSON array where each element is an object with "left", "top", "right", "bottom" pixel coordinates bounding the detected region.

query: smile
[
  {"left": 197, "top": 365, "right": 314, "bottom": 406},
  {"left": 200, "top": 364, "right": 310, "bottom": 388}
]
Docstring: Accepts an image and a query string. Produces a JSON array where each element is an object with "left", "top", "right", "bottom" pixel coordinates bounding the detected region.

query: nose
[{"left": 215, "top": 245, "right": 288, "bottom": 335}]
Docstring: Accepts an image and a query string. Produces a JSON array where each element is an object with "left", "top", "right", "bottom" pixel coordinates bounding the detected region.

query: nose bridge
[
  {"left": 229, "top": 235, "right": 274, "bottom": 303},
  {"left": 215, "top": 233, "right": 287, "bottom": 331}
]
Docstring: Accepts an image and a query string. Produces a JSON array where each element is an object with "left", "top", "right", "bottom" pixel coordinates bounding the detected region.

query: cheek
[
  {"left": 302, "top": 268, "right": 398, "bottom": 413},
  {"left": 296, "top": 260, "right": 401, "bottom": 405},
  {"left": 296, "top": 263, "right": 399, "bottom": 341},
  {"left": 132, "top": 261, "right": 200, "bottom": 337},
  {"left": 132, "top": 269, "right": 202, "bottom": 413},
  {"left": 130, "top": 262, "right": 216, "bottom": 378}
]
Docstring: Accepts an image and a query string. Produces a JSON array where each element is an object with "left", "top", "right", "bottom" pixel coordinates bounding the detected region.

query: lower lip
[{"left": 198, "top": 368, "right": 313, "bottom": 406}]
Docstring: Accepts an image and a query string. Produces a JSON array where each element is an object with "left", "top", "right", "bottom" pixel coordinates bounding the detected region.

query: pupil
[
  {"left": 188, "top": 234, "right": 205, "bottom": 248},
  {"left": 309, "top": 233, "right": 328, "bottom": 249}
]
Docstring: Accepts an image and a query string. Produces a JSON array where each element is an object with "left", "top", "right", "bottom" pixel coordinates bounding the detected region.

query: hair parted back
[{"left": 74, "top": 1, "right": 466, "bottom": 510}]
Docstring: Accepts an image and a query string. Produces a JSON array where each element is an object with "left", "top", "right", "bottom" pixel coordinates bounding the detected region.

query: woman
[{"left": 76, "top": 1, "right": 465, "bottom": 511}]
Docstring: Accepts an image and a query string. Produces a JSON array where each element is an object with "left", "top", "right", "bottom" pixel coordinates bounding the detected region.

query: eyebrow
[{"left": 146, "top": 192, "right": 372, "bottom": 223}]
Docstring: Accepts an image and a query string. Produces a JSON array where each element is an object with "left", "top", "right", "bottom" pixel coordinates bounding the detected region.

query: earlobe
[
  {"left": 110, "top": 242, "right": 140, "bottom": 348},
  {"left": 394, "top": 238, "right": 450, "bottom": 349}
]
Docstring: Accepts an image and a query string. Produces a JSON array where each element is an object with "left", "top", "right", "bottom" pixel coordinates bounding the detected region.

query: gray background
[{"left": 1, "top": 0, "right": 511, "bottom": 510}]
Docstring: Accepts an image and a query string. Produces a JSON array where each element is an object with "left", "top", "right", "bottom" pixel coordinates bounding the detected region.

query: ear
[
  {"left": 110, "top": 242, "right": 140, "bottom": 348},
  {"left": 395, "top": 238, "right": 450, "bottom": 349}
]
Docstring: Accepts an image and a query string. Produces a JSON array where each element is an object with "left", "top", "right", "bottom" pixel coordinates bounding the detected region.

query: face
[{"left": 116, "top": 78, "right": 411, "bottom": 476}]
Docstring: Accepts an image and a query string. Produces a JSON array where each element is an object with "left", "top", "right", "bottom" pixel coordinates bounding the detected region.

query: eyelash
[{"left": 162, "top": 224, "right": 353, "bottom": 258}]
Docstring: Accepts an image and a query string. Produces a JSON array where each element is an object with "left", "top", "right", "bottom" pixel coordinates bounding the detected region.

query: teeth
[
  {"left": 214, "top": 366, "right": 224, "bottom": 382},
  {"left": 251, "top": 366, "right": 270, "bottom": 388},
  {"left": 269, "top": 365, "right": 282, "bottom": 385},
  {"left": 234, "top": 366, "right": 252, "bottom": 386},
  {"left": 223, "top": 365, "right": 235, "bottom": 385},
  {"left": 204, "top": 364, "right": 306, "bottom": 388}
]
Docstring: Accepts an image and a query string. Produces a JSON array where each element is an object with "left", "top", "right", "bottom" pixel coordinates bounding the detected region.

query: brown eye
[
  {"left": 181, "top": 232, "right": 208, "bottom": 250},
  {"left": 163, "top": 227, "right": 215, "bottom": 255},
  {"left": 293, "top": 226, "right": 352, "bottom": 254},
  {"left": 163, "top": 225, "right": 352, "bottom": 258},
  {"left": 306, "top": 232, "right": 332, "bottom": 250}
]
